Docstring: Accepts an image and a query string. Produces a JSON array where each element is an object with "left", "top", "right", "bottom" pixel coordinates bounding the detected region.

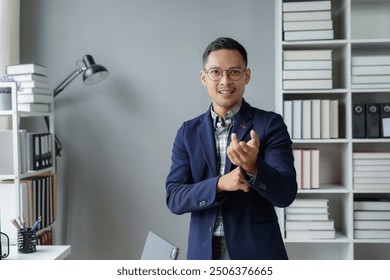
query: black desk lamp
[{"left": 46, "top": 54, "right": 109, "bottom": 156}]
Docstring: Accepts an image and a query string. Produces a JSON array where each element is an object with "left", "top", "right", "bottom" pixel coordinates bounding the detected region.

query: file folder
[{"left": 352, "top": 103, "right": 365, "bottom": 138}]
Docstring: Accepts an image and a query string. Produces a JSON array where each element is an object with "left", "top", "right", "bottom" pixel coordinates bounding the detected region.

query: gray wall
[{"left": 20, "top": 0, "right": 275, "bottom": 259}]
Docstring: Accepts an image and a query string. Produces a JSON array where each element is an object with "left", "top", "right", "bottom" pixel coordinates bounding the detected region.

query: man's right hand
[{"left": 217, "top": 167, "right": 250, "bottom": 193}]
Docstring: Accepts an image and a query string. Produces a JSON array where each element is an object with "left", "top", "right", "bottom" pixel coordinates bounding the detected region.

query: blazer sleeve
[
  {"left": 251, "top": 113, "right": 297, "bottom": 208},
  {"left": 166, "top": 123, "right": 220, "bottom": 215}
]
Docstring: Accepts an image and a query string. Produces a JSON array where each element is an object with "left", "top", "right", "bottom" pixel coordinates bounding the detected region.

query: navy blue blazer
[{"left": 166, "top": 100, "right": 297, "bottom": 260}]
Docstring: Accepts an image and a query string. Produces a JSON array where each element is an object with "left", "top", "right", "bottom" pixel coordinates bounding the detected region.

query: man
[{"left": 166, "top": 37, "right": 297, "bottom": 260}]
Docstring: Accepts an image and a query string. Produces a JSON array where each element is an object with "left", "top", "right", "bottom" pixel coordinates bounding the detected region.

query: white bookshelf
[
  {"left": 275, "top": 0, "right": 390, "bottom": 259},
  {"left": 0, "top": 81, "right": 56, "bottom": 244}
]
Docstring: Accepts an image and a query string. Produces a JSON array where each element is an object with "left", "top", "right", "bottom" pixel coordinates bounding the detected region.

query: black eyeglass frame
[{"left": 204, "top": 67, "right": 247, "bottom": 81}]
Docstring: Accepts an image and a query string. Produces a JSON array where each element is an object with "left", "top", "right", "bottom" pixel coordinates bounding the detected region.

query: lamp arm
[
  {"left": 53, "top": 65, "right": 85, "bottom": 97},
  {"left": 44, "top": 116, "right": 63, "bottom": 157}
]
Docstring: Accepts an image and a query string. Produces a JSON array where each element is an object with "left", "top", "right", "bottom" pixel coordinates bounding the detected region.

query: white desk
[{"left": 6, "top": 245, "right": 71, "bottom": 260}]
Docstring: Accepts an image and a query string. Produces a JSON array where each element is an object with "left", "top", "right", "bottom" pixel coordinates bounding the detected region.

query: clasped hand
[{"left": 217, "top": 130, "right": 260, "bottom": 193}]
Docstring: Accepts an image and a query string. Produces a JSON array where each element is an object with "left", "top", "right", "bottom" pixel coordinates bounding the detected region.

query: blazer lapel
[{"left": 198, "top": 113, "right": 218, "bottom": 177}]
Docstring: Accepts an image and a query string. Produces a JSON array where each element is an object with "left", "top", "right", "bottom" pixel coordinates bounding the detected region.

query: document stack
[
  {"left": 285, "top": 198, "right": 335, "bottom": 239},
  {"left": 292, "top": 148, "right": 320, "bottom": 190},
  {"left": 282, "top": 0, "right": 334, "bottom": 41},
  {"left": 353, "top": 152, "right": 390, "bottom": 190},
  {"left": 351, "top": 55, "right": 390, "bottom": 89},
  {"left": 354, "top": 198, "right": 390, "bottom": 239},
  {"left": 282, "top": 49, "right": 333, "bottom": 90},
  {"left": 6, "top": 63, "right": 53, "bottom": 112},
  {"left": 283, "top": 98, "right": 339, "bottom": 139}
]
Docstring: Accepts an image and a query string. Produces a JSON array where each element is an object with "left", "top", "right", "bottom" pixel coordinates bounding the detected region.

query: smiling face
[{"left": 201, "top": 49, "right": 251, "bottom": 117}]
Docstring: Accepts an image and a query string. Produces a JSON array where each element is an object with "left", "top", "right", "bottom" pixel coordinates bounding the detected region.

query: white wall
[{"left": 20, "top": 0, "right": 275, "bottom": 259}]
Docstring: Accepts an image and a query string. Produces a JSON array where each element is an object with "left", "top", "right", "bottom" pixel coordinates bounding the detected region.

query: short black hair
[{"left": 202, "top": 37, "right": 248, "bottom": 67}]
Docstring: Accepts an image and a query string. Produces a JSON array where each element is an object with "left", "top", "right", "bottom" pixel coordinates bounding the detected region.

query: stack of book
[
  {"left": 5, "top": 63, "right": 53, "bottom": 112},
  {"left": 353, "top": 152, "right": 390, "bottom": 190},
  {"left": 282, "top": 49, "right": 333, "bottom": 89},
  {"left": 283, "top": 98, "right": 339, "bottom": 139},
  {"left": 351, "top": 55, "right": 390, "bottom": 89},
  {"left": 282, "top": 0, "right": 334, "bottom": 41},
  {"left": 354, "top": 198, "right": 390, "bottom": 239},
  {"left": 293, "top": 148, "right": 320, "bottom": 190},
  {"left": 285, "top": 198, "right": 335, "bottom": 239}
]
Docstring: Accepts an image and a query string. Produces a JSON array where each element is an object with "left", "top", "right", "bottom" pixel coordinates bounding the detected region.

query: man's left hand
[{"left": 227, "top": 130, "right": 260, "bottom": 174}]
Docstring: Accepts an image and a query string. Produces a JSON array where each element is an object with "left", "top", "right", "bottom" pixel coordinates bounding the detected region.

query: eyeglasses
[{"left": 205, "top": 67, "right": 246, "bottom": 81}]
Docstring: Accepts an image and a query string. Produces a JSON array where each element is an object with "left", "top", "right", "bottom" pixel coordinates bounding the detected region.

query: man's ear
[
  {"left": 245, "top": 68, "right": 251, "bottom": 84},
  {"left": 200, "top": 71, "right": 207, "bottom": 86}
]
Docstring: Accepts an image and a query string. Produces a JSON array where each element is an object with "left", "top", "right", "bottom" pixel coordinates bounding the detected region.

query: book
[
  {"left": 321, "top": 99, "right": 330, "bottom": 138},
  {"left": 285, "top": 206, "right": 329, "bottom": 214},
  {"left": 18, "top": 103, "right": 50, "bottom": 113},
  {"left": 286, "top": 213, "right": 329, "bottom": 221},
  {"left": 311, "top": 99, "right": 321, "bottom": 139},
  {"left": 353, "top": 152, "right": 390, "bottom": 159},
  {"left": 283, "top": 79, "right": 332, "bottom": 90},
  {"left": 302, "top": 149, "right": 311, "bottom": 189},
  {"left": 283, "top": 11, "right": 332, "bottom": 22},
  {"left": 354, "top": 177, "right": 390, "bottom": 184},
  {"left": 284, "top": 30, "right": 334, "bottom": 41},
  {"left": 283, "top": 20, "right": 333, "bottom": 31},
  {"left": 352, "top": 83, "right": 390, "bottom": 90},
  {"left": 353, "top": 159, "right": 390, "bottom": 165},
  {"left": 283, "top": 70, "right": 332, "bottom": 80},
  {"left": 354, "top": 230, "right": 390, "bottom": 239},
  {"left": 354, "top": 165, "right": 390, "bottom": 171},
  {"left": 283, "top": 49, "right": 333, "bottom": 61},
  {"left": 17, "top": 93, "right": 54, "bottom": 104},
  {"left": 351, "top": 83, "right": 390, "bottom": 89},
  {"left": 283, "top": 100, "right": 293, "bottom": 138},
  {"left": 354, "top": 183, "right": 390, "bottom": 190},
  {"left": 352, "top": 75, "right": 390, "bottom": 84},
  {"left": 283, "top": 60, "right": 332, "bottom": 70},
  {"left": 286, "top": 229, "right": 335, "bottom": 239},
  {"left": 352, "top": 65, "right": 390, "bottom": 76},
  {"left": 353, "top": 171, "right": 390, "bottom": 178},
  {"left": 311, "top": 149, "right": 320, "bottom": 189},
  {"left": 286, "top": 220, "right": 334, "bottom": 230},
  {"left": 352, "top": 103, "right": 366, "bottom": 138},
  {"left": 18, "top": 80, "right": 50, "bottom": 89},
  {"left": 354, "top": 199, "right": 390, "bottom": 211},
  {"left": 6, "top": 63, "right": 47, "bottom": 76},
  {"left": 290, "top": 198, "right": 329, "bottom": 208},
  {"left": 329, "top": 99, "right": 339, "bottom": 138},
  {"left": 282, "top": 1, "right": 331, "bottom": 12},
  {"left": 292, "top": 100, "right": 302, "bottom": 139},
  {"left": 354, "top": 221, "right": 390, "bottom": 230},
  {"left": 10, "top": 73, "right": 49, "bottom": 83},
  {"left": 18, "top": 87, "right": 52, "bottom": 95},
  {"left": 354, "top": 211, "right": 390, "bottom": 220},
  {"left": 352, "top": 55, "right": 390, "bottom": 66},
  {"left": 293, "top": 149, "right": 303, "bottom": 189},
  {"left": 301, "top": 100, "right": 311, "bottom": 139}
]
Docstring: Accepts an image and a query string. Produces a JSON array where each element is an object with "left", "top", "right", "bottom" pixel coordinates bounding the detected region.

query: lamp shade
[{"left": 82, "top": 54, "right": 109, "bottom": 85}]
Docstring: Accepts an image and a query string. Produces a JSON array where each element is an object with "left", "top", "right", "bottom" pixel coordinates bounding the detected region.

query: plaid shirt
[{"left": 211, "top": 104, "right": 241, "bottom": 236}]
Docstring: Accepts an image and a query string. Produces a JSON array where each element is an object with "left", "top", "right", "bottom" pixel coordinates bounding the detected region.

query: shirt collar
[{"left": 210, "top": 103, "right": 241, "bottom": 128}]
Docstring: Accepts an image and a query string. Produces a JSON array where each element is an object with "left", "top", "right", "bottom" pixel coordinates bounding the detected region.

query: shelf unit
[
  {"left": 0, "top": 81, "right": 55, "bottom": 244},
  {"left": 275, "top": 0, "right": 390, "bottom": 259}
]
